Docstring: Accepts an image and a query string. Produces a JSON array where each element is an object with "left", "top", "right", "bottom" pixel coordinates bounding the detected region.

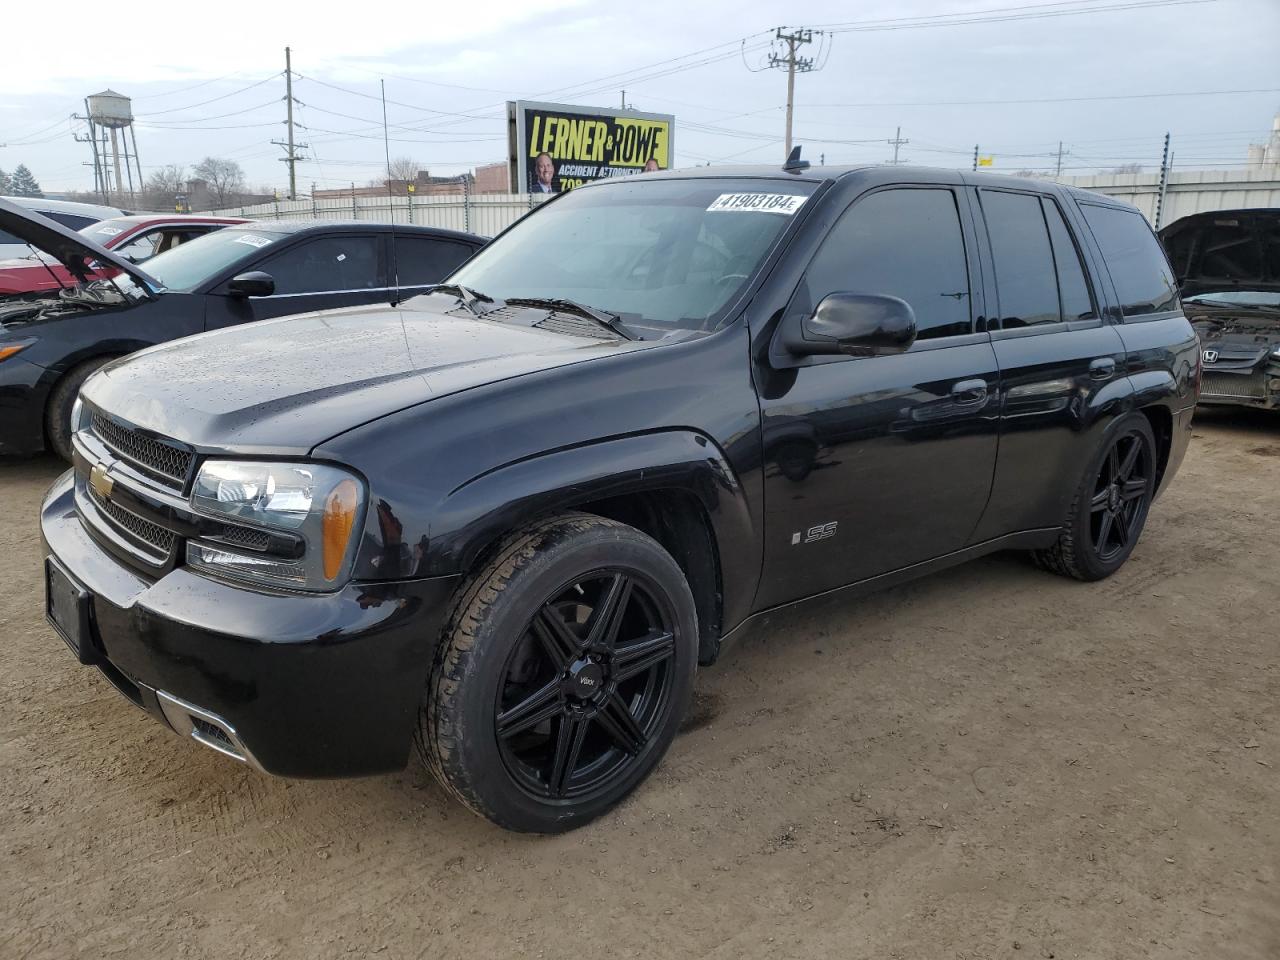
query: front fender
[{"left": 425, "top": 430, "right": 759, "bottom": 630}]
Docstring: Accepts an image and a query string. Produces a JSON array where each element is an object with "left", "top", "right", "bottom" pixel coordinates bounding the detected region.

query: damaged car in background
[
  {"left": 1160, "top": 208, "right": 1280, "bottom": 411},
  {"left": 0, "top": 199, "right": 486, "bottom": 460}
]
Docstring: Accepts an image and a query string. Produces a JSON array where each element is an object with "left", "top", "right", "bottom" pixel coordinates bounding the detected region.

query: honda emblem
[{"left": 1202, "top": 349, "right": 1218, "bottom": 364}]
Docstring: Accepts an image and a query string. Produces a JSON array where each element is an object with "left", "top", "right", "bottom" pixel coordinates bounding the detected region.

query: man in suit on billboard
[{"left": 531, "top": 152, "right": 558, "bottom": 194}]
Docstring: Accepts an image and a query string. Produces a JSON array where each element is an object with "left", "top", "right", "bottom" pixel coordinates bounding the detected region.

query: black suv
[{"left": 41, "top": 163, "right": 1198, "bottom": 832}]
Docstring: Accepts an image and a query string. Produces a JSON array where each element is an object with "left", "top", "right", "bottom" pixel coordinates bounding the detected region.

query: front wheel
[
  {"left": 1033, "top": 412, "right": 1157, "bottom": 581},
  {"left": 45, "top": 356, "right": 116, "bottom": 462},
  {"left": 418, "top": 514, "right": 698, "bottom": 833}
]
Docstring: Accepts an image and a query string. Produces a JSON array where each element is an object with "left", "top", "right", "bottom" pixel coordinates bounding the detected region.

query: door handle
[
  {"left": 1089, "top": 357, "right": 1117, "bottom": 380},
  {"left": 951, "top": 379, "right": 989, "bottom": 405}
]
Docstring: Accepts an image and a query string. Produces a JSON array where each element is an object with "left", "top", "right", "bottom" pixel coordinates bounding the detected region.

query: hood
[
  {"left": 1159, "top": 208, "right": 1280, "bottom": 298},
  {"left": 82, "top": 295, "right": 652, "bottom": 456},
  {"left": 0, "top": 197, "right": 158, "bottom": 292}
]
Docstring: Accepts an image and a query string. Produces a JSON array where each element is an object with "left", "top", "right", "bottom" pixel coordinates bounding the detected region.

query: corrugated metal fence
[
  {"left": 201, "top": 193, "right": 546, "bottom": 237},
  {"left": 201, "top": 165, "right": 1280, "bottom": 233}
]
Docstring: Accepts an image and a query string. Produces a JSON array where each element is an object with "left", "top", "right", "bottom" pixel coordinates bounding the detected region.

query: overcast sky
[{"left": 4, "top": 0, "right": 1278, "bottom": 194}]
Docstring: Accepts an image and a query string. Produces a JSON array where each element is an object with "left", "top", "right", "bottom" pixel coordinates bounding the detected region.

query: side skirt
[{"left": 711, "top": 528, "right": 1060, "bottom": 661}]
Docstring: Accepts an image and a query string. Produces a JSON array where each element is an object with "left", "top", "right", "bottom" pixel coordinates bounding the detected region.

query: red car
[{"left": 0, "top": 214, "right": 246, "bottom": 295}]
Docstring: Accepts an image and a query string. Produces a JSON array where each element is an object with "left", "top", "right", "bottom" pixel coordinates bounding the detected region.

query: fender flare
[{"left": 423, "top": 429, "right": 760, "bottom": 632}]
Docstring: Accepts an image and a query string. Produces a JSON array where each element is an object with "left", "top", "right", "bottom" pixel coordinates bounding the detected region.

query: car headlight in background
[
  {"left": 70, "top": 395, "right": 87, "bottom": 434},
  {"left": 186, "top": 460, "right": 365, "bottom": 591}
]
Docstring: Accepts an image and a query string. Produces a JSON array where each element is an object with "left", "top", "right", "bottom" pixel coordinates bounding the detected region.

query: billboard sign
[{"left": 507, "top": 100, "right": 675, "bottom": 195}]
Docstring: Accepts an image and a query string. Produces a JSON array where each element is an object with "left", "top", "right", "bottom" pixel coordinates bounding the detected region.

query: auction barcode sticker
[
  {"left": 233, "top": 234, "right": 274, "bottom": 248},
  {"left": 707, "top": 193, "right": 808, "bottom": 215}
]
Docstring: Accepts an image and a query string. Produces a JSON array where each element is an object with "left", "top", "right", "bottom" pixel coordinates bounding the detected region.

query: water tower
[{"left": 83, "top": 90, "right": 143, "bottom": 205}]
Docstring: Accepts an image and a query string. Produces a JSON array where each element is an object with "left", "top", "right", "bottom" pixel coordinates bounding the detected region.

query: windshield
[
  {"left": 137, "top": 226, "right": 284, "bottom": 292},
  {"left": 449, "top": 178, "right": 817, "bottom": 332},
  {"left": 1185, "top": 290, "right": 1280, "bottom": 308},
  {"left": 78, "top": 219, "right": 133, "bottom": 246}
]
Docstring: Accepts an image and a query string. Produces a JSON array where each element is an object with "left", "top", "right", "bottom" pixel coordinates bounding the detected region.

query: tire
[
  {"left": 1033, "top": 412, "right": 1157, "bottom": 582},
  {"left": 418, "top": 513, "right": 699, "bottom": 833},
  {"left": 45, "top": 356, "right": 115, "bottom": 462}
]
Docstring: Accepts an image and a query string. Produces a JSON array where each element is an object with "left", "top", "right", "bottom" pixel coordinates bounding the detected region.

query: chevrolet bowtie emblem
[{"left": 89, "top": 462, "right": 114, "bottom": 500}]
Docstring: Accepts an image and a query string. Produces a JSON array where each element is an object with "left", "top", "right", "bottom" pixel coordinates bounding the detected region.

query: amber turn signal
[
  {"left": 0, "top": 343, "right": 31, "bottom": 363},
  {"left": 321, "top": 479, "right": 360, "bottom": 581}
]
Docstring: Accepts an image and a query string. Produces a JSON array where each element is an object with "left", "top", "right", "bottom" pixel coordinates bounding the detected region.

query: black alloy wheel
[
  {"left": 1088, "top": 430, "right": 1152, "bottom": 563},
  {"left": 419, "top": 514, "right": 698, "bottom": 833},
  {"left": 496, "top": 570, "right": 676, "bottom": 801},
  {"left": 1033, "top": 412, "right": 1158, "bottom": 582}
]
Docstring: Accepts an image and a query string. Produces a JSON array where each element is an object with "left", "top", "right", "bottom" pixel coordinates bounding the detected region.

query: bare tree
[
  {"left": 192, "top": 157, "right": 246, "bottom": 207},
  {"left": 387, "top": 156, "right": 422, "bottom": 183},
  {"left": 140, "top": 164, "right": 187, "bottom": 210}
]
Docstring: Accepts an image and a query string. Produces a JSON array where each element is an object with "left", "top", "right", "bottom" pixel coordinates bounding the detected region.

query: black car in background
[
  {"left": 1160, "top": 208, "right": 1280, "bottom": 411},
  {"left": 0, "top": 200, "right": 486, "bottom": 459},
  {"left": 42, "top": 164, "right": 1197, "bottom": 832}
]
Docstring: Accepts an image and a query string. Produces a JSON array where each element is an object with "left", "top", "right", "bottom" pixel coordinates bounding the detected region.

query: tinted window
[
  {"left": 394, "top": 237, "right": 477, "bottom": 285},
  {"left": 1081, "top": 204, "right": 1178, "bottom": 317},
  {"left": 1042, "top": 198, "right": 1096, "bottom": 321},
  {"left": 801, "top": 187, "right": 972, "bottom": 340},
  {"left": 980, "top": 190, "right": 1060, "bottom": 328},
  {"left": 42, "top": 212, "right": 97, "bottom": 231},
  {"left": 259, "top": 235, "right": 382, "bottom": 295}
]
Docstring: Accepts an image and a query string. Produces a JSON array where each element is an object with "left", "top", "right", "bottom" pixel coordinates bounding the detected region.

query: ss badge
[{"left": 792, "top": 521, "right": 838, "bottom": 545}]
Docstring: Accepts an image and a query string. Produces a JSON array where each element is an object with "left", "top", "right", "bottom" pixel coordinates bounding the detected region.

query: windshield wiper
[
  {"left": 422, "top": 283, "right": 497, "bottom": 318},
  {"left": 504, "top": 297, "right": 639, "bottom": 341}
]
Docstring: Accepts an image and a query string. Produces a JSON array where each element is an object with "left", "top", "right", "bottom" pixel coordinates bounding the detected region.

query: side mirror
[
  {"left": 784, "top": 292, "right": 917, "bottom": 357},
  {"left": 227, "top": 271, "right": 275, "bottom": 298}
]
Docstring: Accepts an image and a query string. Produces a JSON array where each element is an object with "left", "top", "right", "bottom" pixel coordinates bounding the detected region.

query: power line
[
  {"left": 801, "top": 87, "right": 1280, "bottom": 109},
  {"left": 134, "top": 73, "right": 283, "bottom": 117},
  {"left": 813, "top": 0, "right": 1215, "bottom": 33}
]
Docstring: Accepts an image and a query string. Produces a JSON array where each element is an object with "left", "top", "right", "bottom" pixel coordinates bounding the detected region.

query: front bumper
[
  {"left": 0, "top": 354, "right": 50, "bottom": 456},
  {"left": 40, "top": 471, "right": 461, "bottom": 778}
]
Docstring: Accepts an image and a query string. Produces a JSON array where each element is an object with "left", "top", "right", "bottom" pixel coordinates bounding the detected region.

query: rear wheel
[
  {"left": 1034, "top": 412, "right": 1157, "bottom": 581},
  {"left": 45, "top": 356, "right": 115, "bottom": 462},
  {"left": 418, "top": 514, "right": 698, "bottom": 833}
]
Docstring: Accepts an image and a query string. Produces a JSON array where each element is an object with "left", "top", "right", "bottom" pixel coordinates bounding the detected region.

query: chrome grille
[
  {"left": 86, "top": 483, "right": 175, "bottom": 559},
  {"left": 91, "top": 413, "right": 193, "bottom": 488},
  {"left": 1202, "top": 372, "right": 1267, "bottom": 400}
]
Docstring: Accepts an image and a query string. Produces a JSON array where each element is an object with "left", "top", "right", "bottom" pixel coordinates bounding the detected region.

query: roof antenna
[
  {"left": 381, "top": 78, "right": 402, "bottom": 307},
  {"left": 783, "top": 145, "right": 809, "bottom": 173}
]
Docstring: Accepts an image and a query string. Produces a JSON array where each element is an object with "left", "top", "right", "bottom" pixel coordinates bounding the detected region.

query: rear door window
[
  {"left": 979, "top": 190, "right": 1061, "bottom": 328},
  {"left": 258, "top": 235, "right": 383, "bottom": 294},
  {"left": 1041, "top": 198, "right": 1097, "bottom": 322},
  {"left": 800, "top": 187, "right": 973, "bottom": 340},
  {"left": 1081, "top": 204, "right": 1179, "bottom": 317},
  {"left": 393, "top": 237, "right": 478, "bottom": 285}
]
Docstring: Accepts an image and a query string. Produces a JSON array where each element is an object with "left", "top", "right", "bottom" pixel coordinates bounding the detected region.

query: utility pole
[
  {"left": 1154, "top": 132, "right": 1172, "bottom": 229},
  {"left": 889, "top": 126, "right": 909, "bottom": 165},
  {"left": 767, "top": 28, "right": 815, "bottom": 160},
  {"left": 271, "top": 47, "right": 308, "bottom": 199},
  {"left": 972, "top": 144, "right": 979, "bottom": 171}
]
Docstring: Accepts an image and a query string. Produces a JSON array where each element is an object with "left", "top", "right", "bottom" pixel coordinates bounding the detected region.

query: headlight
[
  {"left": 186, "top": 460, "right": 365, "bottom": 591},
  {"left": 70, "top": 395, "right": 88, "bottom": 434}
]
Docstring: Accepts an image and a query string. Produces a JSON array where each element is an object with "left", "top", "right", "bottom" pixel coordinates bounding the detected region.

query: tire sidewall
[
  {"left": 46, "top": 357, "right": 113, "bottom": 461},
  {"left": 1071, "top": 413, "right": 1157, "bottom": 579},
  {"left": 439, "top": 521, "right": 698, "bottom": 833}
]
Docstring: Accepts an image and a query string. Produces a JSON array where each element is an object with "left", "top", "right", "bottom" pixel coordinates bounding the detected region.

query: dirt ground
[{"left": 2, "top": 408, "right": 1277, "bottom": 960}]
